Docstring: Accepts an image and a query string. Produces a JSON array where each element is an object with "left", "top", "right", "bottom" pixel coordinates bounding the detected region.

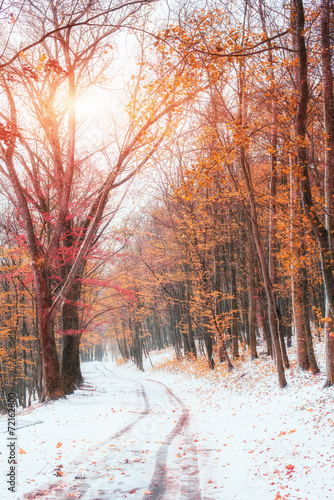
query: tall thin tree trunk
[
  {"left": 186, "top": 284, "right": 197, "bottom": 358},
  {"left": 320, "top": 0, "right": 334, "bottom": 386},
  {"left": 259, "top": 0, "right": 289, "bottom": 372},
  {"left": 292, "top": 0, "right": 334, "bottom": 386},
  {"left": 247, "top": 221, "right": 258, "bottom": 359},
  {"left": 232, "top": 10, "right": 286, "bottom": 385},
  {"left": 290, "top": 4, "right": 311, "bottom": 371},
  {"left": 231, "top": 264, "right": 239, "bottom": 359},
  {"left": 239, "top": 151, "right": 287, "bottom": 388},
  {"left": 290, "top": 166, "right": 310, "bottom": 370}
]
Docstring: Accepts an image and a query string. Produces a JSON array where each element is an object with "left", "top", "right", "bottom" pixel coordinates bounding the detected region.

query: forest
[{"left": 0, "top": 0, "right": 334, "bottom": 412}]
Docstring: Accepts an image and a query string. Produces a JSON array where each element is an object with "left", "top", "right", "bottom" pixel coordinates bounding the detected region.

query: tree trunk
[
  {"left": 61, "top": 281, "right": 84, "bottom": 396},
  {"left": 320, "top": 0, "right": 334, "bottom": 387},
  {"left": 231, "top": 265, "right": 239, "bottom": 359},
  {"left": 186, "top": 284, "right": 197, "bottom": 358},
  {"left": 61, "top": 334, "right": 83, "bottom": 393},
  {"left": 203, "top": 327, "right": 215, "bottom": 370},
  {"left": 289, "top": 2, "right": 312, "bottom": 371},
  {"left": 290, "top": 173, "right": 310, "bottom": 370},
  {"left": 230, "top": 16, "right": 286, "bottom": 385},
  {"left": 292, "top": 0, "right": 334, "bottom": 385},
  {"left": 247, "top": 221, "right": 258, "bottom": 359},
  {"left": 33, "top": 265, "right": 63, "bottom": 400},
  {"left": 60, "top": 221, "right": 84, "bottom": 394},
  {"left": 239, "top": 151, "right": 287, "bottom": 387},
  {"left": 301, "top": 268, "right": 320, "bottom": 374}
]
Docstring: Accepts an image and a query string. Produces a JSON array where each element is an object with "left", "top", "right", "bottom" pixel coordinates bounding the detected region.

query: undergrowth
[
  {"left": 153, "top": 350, "right": 276, "bottom": 381},
  {"left": 150, "top": 337, "right": 326, "bottom": 394}
]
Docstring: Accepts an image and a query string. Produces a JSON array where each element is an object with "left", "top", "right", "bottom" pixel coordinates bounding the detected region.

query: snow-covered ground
[{"left": 0, "top": 342, "right": 333, "bottom": 499}]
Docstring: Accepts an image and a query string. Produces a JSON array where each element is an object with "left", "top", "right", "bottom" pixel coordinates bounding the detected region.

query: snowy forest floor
[{"left": 1, "top": 339, "right": 333, "bottom": 500}]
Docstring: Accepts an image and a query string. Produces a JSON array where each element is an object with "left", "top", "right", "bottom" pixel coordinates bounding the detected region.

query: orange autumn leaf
[
  {"left": 19, "top": 448, "right": 27, "bottom": 454},
  {"left": 56, "top": 442, "right": 63, "bottom": 448}
]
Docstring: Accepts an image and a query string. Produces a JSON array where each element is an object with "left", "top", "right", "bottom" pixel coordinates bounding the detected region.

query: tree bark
[
  {"left": 33, "top": 265, "right": 63, "bottom": 400},
  {"left": 301, "top": 267, "right": 320, "bottom": 374},
  {"left": 247, "top": 220, "right": 258, "bottom": 359},
  {"left": 231, "top": 264, "right": 239, "bottom": 359},
  {"left": 290, "top": 165, "right": 310, "bottom": 370},
  {"left": 293, "top": 0, "right": 334, "bottom": 385},
  {"left": 61, "top": 275, "right": 84, "bottom": 394},
  {"left": 320, "top": 0, "right": 334, "bottom": 386},
  {"left": 238, "top": 151, "right": 287, "bottom": 387}
]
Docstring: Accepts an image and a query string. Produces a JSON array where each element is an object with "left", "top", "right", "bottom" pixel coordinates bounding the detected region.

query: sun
[{"left": 75, "top": 88, "right": 110, "bottom": 122}]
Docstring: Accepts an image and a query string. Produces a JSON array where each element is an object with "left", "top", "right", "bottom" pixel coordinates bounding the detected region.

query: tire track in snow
[
  {"left": 146, "top": 379, "right": 202, "bottom": 500},
  {"left": 24, "top": 363, "right": 151, "bottom": 499},
  {"left": 85, "top": 369, "right": 201, "bottom": 499}
]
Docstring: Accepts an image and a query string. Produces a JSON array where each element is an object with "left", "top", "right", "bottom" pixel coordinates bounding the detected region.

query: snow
[{"left": 0, "top": 342, "right": 333, "bottom": 499}]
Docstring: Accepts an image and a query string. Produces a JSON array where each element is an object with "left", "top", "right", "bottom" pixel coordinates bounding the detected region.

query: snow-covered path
[
  {"left": 1, "top": 363, "right": 201, "bottom": 500},
  {"left": 1, "top": 352, "right": 334, "bottom": 500}
]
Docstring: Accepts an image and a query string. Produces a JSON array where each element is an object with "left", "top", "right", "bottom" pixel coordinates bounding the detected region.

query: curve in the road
[
  {"left": 24, "top": 363, "right": 151, "bottom": 499},
  {"left": 24, "top": 364, "right": 202, "bottom": 500}
]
